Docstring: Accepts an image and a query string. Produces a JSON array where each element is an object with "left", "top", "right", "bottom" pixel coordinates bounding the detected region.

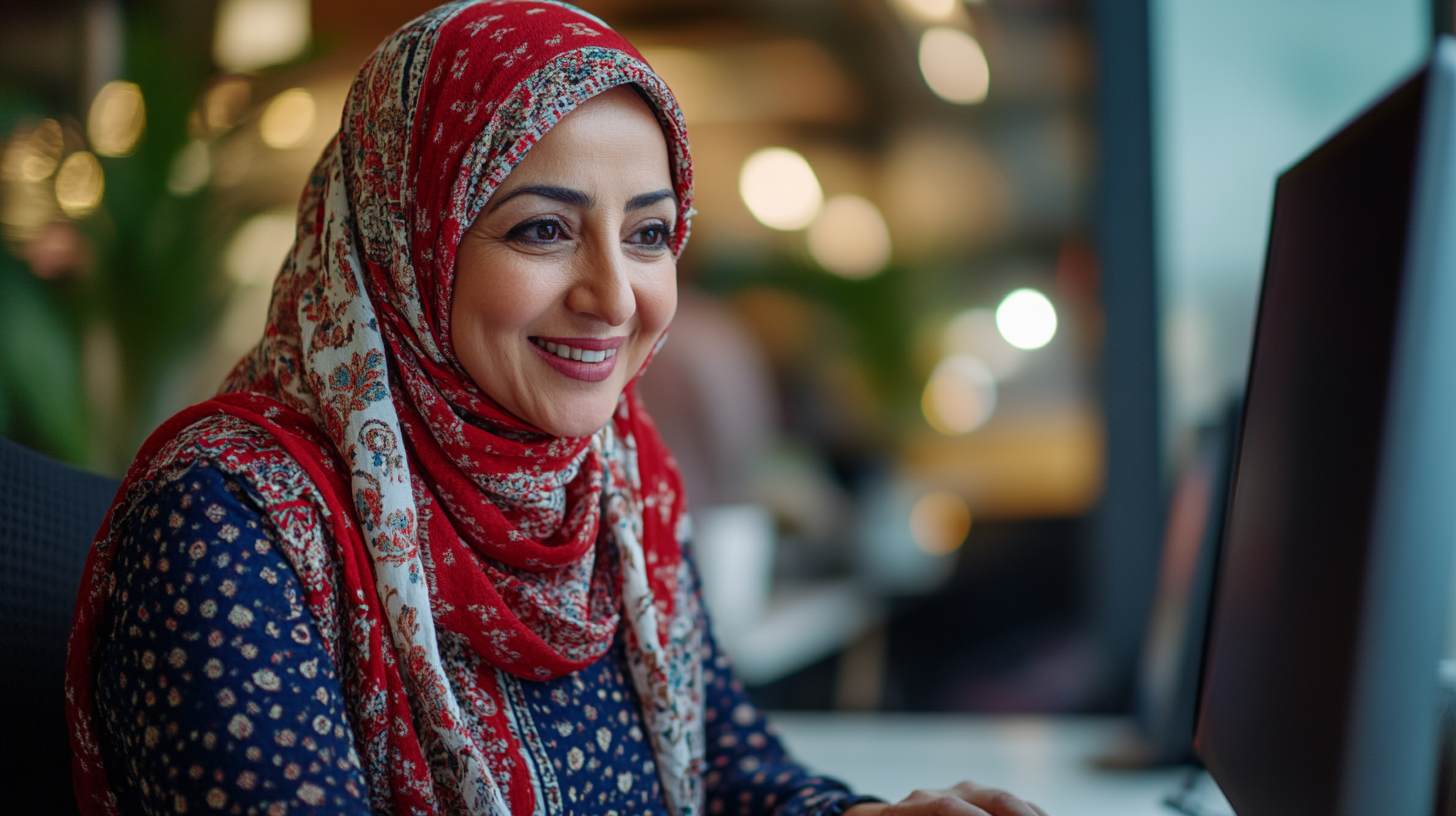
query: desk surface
[{"left": 770, "top": 714, "right": 1193, "bottom": 816}]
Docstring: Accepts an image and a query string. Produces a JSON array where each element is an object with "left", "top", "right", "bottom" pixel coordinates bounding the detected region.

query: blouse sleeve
[
  {"left": 698, "top": 578, "right": 880, "bottom": 815},
  {"left": 94, "top": 460, "right": 371, "bottom": 815}
]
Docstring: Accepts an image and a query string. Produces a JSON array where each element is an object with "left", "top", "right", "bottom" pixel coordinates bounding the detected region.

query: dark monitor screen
[
  {"left": 1196, "top": 41, "right": 1456, "bottom": 816},
  {"left": 1135, "top": 403, "right": 1238, "bottom": 765}
]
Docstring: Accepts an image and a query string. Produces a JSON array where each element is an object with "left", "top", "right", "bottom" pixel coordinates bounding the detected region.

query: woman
[{"left": 66, "top": 3, "right": 1048, "bottom": 815}]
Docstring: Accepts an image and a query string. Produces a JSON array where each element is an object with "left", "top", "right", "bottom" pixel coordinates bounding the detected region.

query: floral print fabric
[
  {"left": 66, "top": 2, "right": 708, "bottom": 815},
  {"left": 94, "top": 463, "right": 369, "bottom": 815},
  {"left": 94, "top": 461, "right": 876, "bottom": 816}
]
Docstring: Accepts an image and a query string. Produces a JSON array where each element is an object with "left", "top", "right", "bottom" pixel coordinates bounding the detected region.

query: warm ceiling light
[
  {"left": 909, "top": 491, "right": 972, "bottom": 555},
  {"left": 807, "top": 195, "right": 892, "bottom": 279},
  {"left": 739, "top": 147, "right": 823, "bottom": 231},
  {"left": 918, "top": 27, "right": 990, "bottom": 105},
  {"left": 259, "top": 88, "right": 316, "bottom": 149},
  {"left": 55, "top": 151, "right": 105, "bottom": 217},
  {"left": 922, "top": 353, "right": 996, "bottom": 435},
  {"left": 995, "top": 288, "right": 1058, "bottom": 350},
  {"left": 214, "top": 0, "right": 311, "bottom": 73},
  {"left": 88, "top": 81, "right": 145, "bottom": 157},
  {"left": 893, "top": 0, "right": 958, "bottom": 22}
]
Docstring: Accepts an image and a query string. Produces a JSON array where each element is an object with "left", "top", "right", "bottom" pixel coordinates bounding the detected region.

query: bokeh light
[
  {"left": 918, "top": 27, "right": 990, "bottom": 105},
  {"left": 202, "top": 77, "right": 252, "bottom": 135},
  {"left": 995, "top": 288, "right": 1058, "bottom": 350},
  {"left": 54, "top": 151, "right": 104, "bottom": 217},
  {"left": 5, "top": 119, "right": 63, "bottom": 183},
  {"left": 87, "top": 81, "right": 145, "bottom": 158},
  {"left": 909, "top": 491, "right": 972, "bottom": 555},
  {"left": 942, "top": 307, "right": 1026, "bottom": 379},
  {"left": 807, "top": 194, "right": 891, "bottom": 278},
  {"left": 1, "top": 121, "right": 65, "bottom": 243},
  {"left": 922, "top": 353, "right": 997, "bottom": 435},
  {"left": 167, "top": 140, "right": 211, "bottom": 197},
  {"left": 214, "top": 0, "right": 311, "bottom": 74},
  {"left": 739, "top": 146, "right": 823, "bottom": 231},
  {"left": 225, "top": 210, "right": 295, "bottom": 286},
  {"left": 259, "top": 88, "right": 316, "bottom": 150},
  {"left": 892, "top": 0, "right": 958, "bottom": 22}
]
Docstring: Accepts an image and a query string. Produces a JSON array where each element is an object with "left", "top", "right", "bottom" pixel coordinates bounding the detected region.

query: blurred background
[{"left": 0, "top": 0, "right": 1432, "bottom": 715}]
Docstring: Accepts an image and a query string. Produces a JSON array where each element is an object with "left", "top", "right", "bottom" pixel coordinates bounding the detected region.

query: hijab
[{"left": 66, "top": 3, "right": 703, "bottom": 814}]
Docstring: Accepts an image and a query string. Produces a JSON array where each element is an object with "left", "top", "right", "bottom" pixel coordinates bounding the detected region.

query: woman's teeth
[{"left": 533, "top": 339, "right": 618, "bottom": 364}]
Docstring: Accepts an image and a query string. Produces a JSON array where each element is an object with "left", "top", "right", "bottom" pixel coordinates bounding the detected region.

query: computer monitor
[
  {"left": 1195, "top": 38, "right": 1456, "bottom": 816},
  {"left": 1135, "top": 401, "right": 1239, "bottom": 766}
]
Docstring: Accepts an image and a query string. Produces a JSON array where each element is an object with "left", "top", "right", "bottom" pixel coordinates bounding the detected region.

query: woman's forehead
[{"left": 501, "top": 87, "right": 672, "bottom": 176}]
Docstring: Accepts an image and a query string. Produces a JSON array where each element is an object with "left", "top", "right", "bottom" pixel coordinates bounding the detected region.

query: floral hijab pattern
[{"left": 65, "top": 2, "right": 703, "bottom": 814}]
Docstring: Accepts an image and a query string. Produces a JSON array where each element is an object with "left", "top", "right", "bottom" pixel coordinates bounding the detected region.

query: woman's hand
[{"left": 845, "top": 782, "right": 1049, "bottom": 816}]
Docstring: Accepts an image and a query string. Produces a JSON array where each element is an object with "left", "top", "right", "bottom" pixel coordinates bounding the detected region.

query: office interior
[{"left": 0, "top": 0, "right": 1447, "bottom": 813}]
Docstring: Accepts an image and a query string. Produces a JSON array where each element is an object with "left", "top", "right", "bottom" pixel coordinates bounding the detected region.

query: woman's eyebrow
[
  {"left": 489, "top": 185, "right": 594, "bottom": 212},
  {"left": 626, "top": 189, "right": 675, "bottom": 212}
]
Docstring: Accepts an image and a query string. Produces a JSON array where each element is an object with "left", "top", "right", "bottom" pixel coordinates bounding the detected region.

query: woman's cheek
[
  {"left": 462, "top": 269, "right": 552, "bottom": 338},
  {"left": 639, "top": 263, "right": 678, "bottom": 336}
]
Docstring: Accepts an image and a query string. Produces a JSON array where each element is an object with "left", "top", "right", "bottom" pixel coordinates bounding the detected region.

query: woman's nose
[{"left": 565, "top": 236, "right": 635, "bottom": 326}]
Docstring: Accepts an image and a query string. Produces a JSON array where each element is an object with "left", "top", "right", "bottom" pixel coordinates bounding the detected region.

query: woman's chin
[{"left": 533, "top": 404, "right": 619, "bottom": 438}]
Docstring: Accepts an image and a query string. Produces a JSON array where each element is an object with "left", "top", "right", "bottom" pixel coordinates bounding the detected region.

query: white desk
[{"left": 771, "top": 714, "right": 1196, "bottom": 816}]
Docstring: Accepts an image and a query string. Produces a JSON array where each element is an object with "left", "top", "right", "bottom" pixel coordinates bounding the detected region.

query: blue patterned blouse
[{"left": 94, "top": 460, "right": 874, "bottom": 815}]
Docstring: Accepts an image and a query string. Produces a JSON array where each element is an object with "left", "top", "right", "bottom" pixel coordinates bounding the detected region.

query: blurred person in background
[{"left": 63, "top": 3, "right": 1047, "bottom": 815}]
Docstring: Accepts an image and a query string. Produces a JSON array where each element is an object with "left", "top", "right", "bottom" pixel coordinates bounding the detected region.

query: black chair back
[{"left": 0, "top": 437, "right": 119, "bottom": 815}]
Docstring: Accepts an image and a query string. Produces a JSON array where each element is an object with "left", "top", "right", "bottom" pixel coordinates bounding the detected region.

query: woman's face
[{"left": 452, "top": 86, "right": 678, "bottom": 438}]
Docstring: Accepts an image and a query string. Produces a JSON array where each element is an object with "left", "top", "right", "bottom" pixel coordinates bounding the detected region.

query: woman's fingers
[
  {"left": 950, "top": 781, "right": 1046, "bottom": 816},
  {"left": 890, "top": 791, "right": 993, "bottom": 815},
  {"left": 886, "top": 782, "right": 1048, "bottom": 816}
]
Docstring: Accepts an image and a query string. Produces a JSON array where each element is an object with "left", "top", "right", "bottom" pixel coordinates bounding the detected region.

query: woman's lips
[{"left": 529, "top": 336, "right": 624, "bottom": 382}]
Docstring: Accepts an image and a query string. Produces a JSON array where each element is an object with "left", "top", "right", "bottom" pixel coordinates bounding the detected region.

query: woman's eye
[
  {"left": 506, "top": 218, "right": 567, "bottom": 244},
  {"left": 633, "top": 224, "right": 669, "bottom": 247}
]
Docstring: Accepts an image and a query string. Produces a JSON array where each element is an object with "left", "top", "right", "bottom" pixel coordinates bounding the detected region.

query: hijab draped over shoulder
[{"left": 66, "top": 3, "right": 702, "bottom": 814}]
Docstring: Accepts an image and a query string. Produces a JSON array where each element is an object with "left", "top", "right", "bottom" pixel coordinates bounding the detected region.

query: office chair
[{"left": 0, "top": 437, "right": 118, "bottom": 815}]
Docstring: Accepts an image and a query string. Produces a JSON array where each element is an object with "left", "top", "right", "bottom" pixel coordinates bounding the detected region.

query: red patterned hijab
[{"left": 67, "top": 3, "right": 702, "bottom": 814}]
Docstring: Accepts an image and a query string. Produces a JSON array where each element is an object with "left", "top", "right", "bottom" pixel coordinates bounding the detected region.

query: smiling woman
[
  {"left": 62, "top": 3, "right": 1041, "bottom": 816},
  {"left": 452, "top": 86, "right": 679, "bottom": 437}
]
